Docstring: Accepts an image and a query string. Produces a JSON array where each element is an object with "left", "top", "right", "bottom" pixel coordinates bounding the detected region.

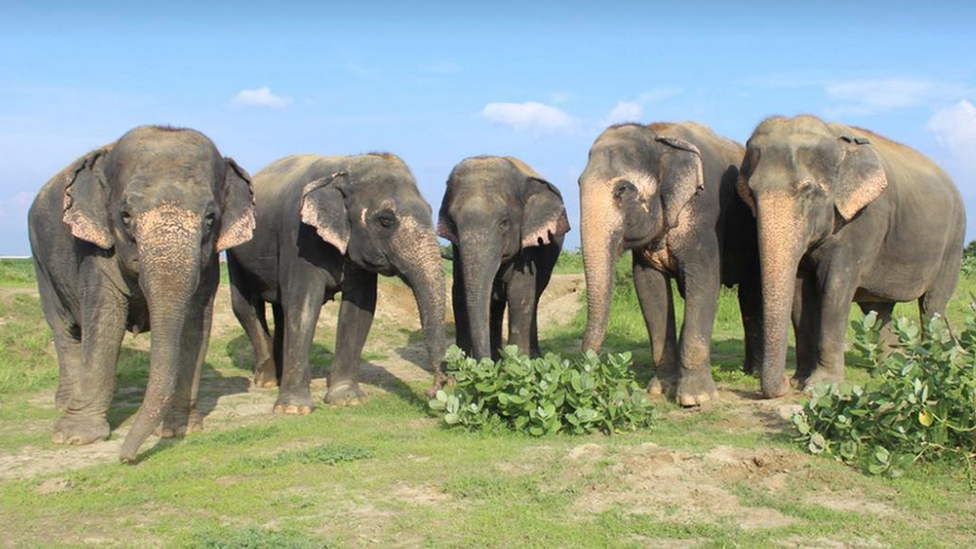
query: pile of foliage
[
  {"left": 792, "top": 312, "right": 976, "bottom": 476},
  {"left": 429, "top": 345, "right": 655, "bottom": 436}
]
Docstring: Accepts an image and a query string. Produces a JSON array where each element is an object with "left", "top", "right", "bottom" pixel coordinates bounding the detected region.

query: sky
[{"left": 1, "top": 1, "right": 975, "bottom": 255}]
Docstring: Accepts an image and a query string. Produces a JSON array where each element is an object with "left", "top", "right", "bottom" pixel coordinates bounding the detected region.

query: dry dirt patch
[{"left": 569, "top": 442, "right": 809, "bottom": 531}]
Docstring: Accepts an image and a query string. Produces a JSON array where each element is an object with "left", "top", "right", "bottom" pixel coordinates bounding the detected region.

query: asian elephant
[
  {"left": 579, "top": 122, "right": 761, "bottom": 406},
  {"left": 739, "top": 115, "right": 965, "bottom": 398},
  {"left": 437, "top": 156, "right": 569, "bottom": 359},
  {"left": 28, "top": 125, "right": 256, "bottom": 462},
  {"left": 226, "top": 153, "right": 447, "bottom": 413}
]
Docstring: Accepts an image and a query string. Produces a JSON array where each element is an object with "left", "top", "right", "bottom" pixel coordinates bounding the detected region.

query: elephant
[
  {"left": 28, "top": 125, "right": 256, "bottom": 462},
  {"left": 738, "top": 115, "right": 966, "bottom": 398},
  {"left": 579, "top": 121, "right": 761, "bottom": 406},
  {"left": 226, "top": 153, "right": 447, "bottom": 413},
  {"left": 437, "top": 156, "right": 570, "bottom": 360}
]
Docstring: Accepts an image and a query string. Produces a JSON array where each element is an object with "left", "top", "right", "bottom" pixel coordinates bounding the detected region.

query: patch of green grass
[
  {"left": 241, "top": 443, "right": 375, "bottom": 469},
  {"left": 180, "top": 523, "right": 333, "bottom": 549},
  {"left": 0, "top": 258, "right": 35, "bottom": 287},
  {"left": 0, "top": 292, "right": 57, "bottom": 395}
]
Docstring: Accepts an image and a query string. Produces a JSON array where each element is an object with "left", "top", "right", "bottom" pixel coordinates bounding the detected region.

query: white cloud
[
  {"left": 604, "top": 101, "right": 643, "bottom": 125},
  {"left": 232, "top": 87, "right": 292, "bottom": 109},
  {"left": 481, "top": 102, "right": 575, "bottom": 134},
  {"left": 603, "top": 87, "right": 682, "bottom": 126},
  {"left": 928, "top": 100, "right": 976, "bottom": 177},
  {"left": 823, "top": 78, "right": 959, "bottom": 116}
]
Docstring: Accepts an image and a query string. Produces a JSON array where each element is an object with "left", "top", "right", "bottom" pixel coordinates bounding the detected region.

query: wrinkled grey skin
[
  {"left": 739, "top": 115, "right": 966, "bottom": 398},
  {"left": 437, "top": 156, "right": 569, "bottom": 359},
  {"left": 579, "top": 122, "right": 761, "bottom": 406},
  {"left": 28, "top": 126, "right": 256, "bottom": 462},
  {"left": 227, "top": 153, "right": 447, "bottom": 413}
]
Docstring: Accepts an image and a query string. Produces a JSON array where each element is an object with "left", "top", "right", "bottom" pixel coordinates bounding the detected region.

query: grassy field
[{"left": 0, "top": 256, "right": 974, "bottom": 548}]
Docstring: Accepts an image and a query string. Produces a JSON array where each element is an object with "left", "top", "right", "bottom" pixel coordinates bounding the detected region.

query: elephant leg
[
  {"left": 272, "top": 302, "right": 284, "bottom": 383},
  {"left": 792, "top": 270, "right": 820, "bottom": 386},
  {"left": 674, "top": 264, "right": 721, "bottom": 407},
  {"left": 275, "top": 275, "right": 327, "bottom": 415},
  {"left": 919, "top": 248, "right": 960, "bottom": 322},
  {"left": 858, "top": 302, "right": 895, "bottom": 357},
  {"left": 325, "top": 270, "right": 377, "bottom": 405},
  {"left": 529, "top": 245, "right": 559, "bottom": 357},
  {"left": 635, "top": 261, "right": 679, "bottom": 398},
  {"left": 451, "top": 257, "right": 474, "bottom": 356},
  {"left": 737, "top": 273, "right": 763, "bottom": 377},
  {"left": 229, "top": 268, "right": 276, "bottom": 388},
  {"left": 34, "top": 263, "right": 82, "bottom": 410},
  {"left": 53, "top": 284, "right": 127, "bottom": 445},
  {"left": 489, "top": 289, "right": 506, "bottom": 361},
  {"left": 803, "top": 267, "right": 856, "bottom": 390},
  {"left": 506, "top": 266, "right": 538, "bottom": 358},
  {"left": 159, "top": 270, "right": 217, "bottom": 437}
]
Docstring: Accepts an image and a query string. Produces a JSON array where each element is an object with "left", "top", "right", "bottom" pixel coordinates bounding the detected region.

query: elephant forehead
[
  {"left": 136, "top": 204, "right": 200, "bottom": 235},
  {"left": 583, "top": 171, "right": 657, "bottom": 195}
]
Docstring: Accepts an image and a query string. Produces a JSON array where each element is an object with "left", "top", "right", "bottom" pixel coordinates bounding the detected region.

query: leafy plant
[
  {"left": 429, "top": 345, "right": 656, "bottom": 435},
  {"left": 792, "top": 311, "right": 976, "bottom": 476}
]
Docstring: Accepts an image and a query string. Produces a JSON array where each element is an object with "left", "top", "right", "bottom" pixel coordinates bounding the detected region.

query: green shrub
[
  {"left": 429, "top": 345, "right": 656, "bottom": 436},
  {"left": 792, "top": 312, "right": 976, "bottom": 476}
]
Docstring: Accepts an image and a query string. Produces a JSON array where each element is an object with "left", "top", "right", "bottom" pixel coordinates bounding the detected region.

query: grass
[{"left": 0, "top": 257, "right": 974, "bottom": 548}]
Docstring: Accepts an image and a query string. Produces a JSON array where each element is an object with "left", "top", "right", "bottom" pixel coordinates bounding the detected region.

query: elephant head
[
  {"left": 436, "top": 156, "right": 569, "bottom": 359},
  {"left": 579, "top": 123, "right": 704, "bottom": 352},
  {"left": 61, "top": 125, "right": 255, "bottom": 460},
  {"left": 300, "top": 153, "right": 448, "bottom": 387},
  {"left": 737, "top": 115, "right": 889, "bottom": 397}
]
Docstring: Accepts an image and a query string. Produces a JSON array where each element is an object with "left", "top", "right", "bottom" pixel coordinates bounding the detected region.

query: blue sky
[{"left": 1, "top": 1, "right": 974, "bottom": 255}]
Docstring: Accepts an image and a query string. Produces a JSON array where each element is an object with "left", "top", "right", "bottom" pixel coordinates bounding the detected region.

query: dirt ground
[
  {"left": 0, "top": 274, "right": 589, "bottom": 482},
  {"left": 1, "top": 274, "right": 969, "bottom": 548}
]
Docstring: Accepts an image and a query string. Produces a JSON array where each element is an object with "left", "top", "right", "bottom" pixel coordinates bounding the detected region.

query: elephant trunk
[
  {"left": 120, "top": 208, "right": 201, "bottom": 462},
  {"left": 756, "top": 194, "right": 803, "bottom": 398},
  {"left": 396, "top": 222, "right": 448, "bottom": 391},
  {"left": 458, "top": 235, "right": 502, "bottom": 360},
  {"left": 580, "top": 182, "right": 621, "bottom": 352}
]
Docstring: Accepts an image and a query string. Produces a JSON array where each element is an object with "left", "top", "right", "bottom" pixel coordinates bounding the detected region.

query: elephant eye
[
  {"left": 376, "top": 211, "right": 397, "bottom": 228},
  {"left": 204, "top": 212, "right": 216, "bottom": 230},
  {"left": 498, "top": 217, "right": 512, "bottom": 230},
  {"left": 120, "top": 211, "right": 132, "bottom": 229},
  {"left": 614, "top": 181, "right": 637, "bottom": 201}
]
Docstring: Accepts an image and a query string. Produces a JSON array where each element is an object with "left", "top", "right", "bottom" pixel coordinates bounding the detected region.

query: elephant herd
[{"left": 27, "top": 116, "right": 965, "bottom": 461}]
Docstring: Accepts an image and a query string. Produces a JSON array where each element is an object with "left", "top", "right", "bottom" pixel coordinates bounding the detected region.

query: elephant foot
[
  {"left": 761, "top": 375, "right": 792, "bottom": 399},
  {"left": 424, "top": 372, "right": 449, "bottom": 399},
  {"left": 252, "top": 359, "right": 279, "bottom": 388},
  {"left": 272, "top": 392, "right": 314, "bottom": 415},
  {"left": 325, "top": 380, "right": 366, "bottom": 406},
  {"left": 156, "top": 408, "right": 204, "bottom": 438},
  {"left": 676, "top": 370, "right": 719, "bottom": 407},
  {"left": 800, "top": 370, "right": 844, "bottom": 392},
  {"left": 52, "top": 414, "right": 110, "bottom": 445},
  {"left": 647, "top": 372, "right": 677, "bottom": 399}
]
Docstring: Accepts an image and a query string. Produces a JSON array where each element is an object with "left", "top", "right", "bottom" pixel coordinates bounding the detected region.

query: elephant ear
[
  {"left": 216, "top": 158, "right": 257, "bottom": 252},
  {"left": 62, "top": 150, "right": 113, "bottom": 249},
  {"left": 436, "top": 186, "right": 457, "bottom": 245},
  {"left": 833, "top": 136, "right": 888, "bottom": 221},
  {"left": 521, "top": 177, "right": 570, "bottom": 248},
  {"left": 301, "top": 172, "right": 350, "bottom": 254},
  {"left": 656, "top": 135, "right": 705, "bottom": 229},
  {"left": 736, "top": 154, "right": 756, "bottom": 216}
]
